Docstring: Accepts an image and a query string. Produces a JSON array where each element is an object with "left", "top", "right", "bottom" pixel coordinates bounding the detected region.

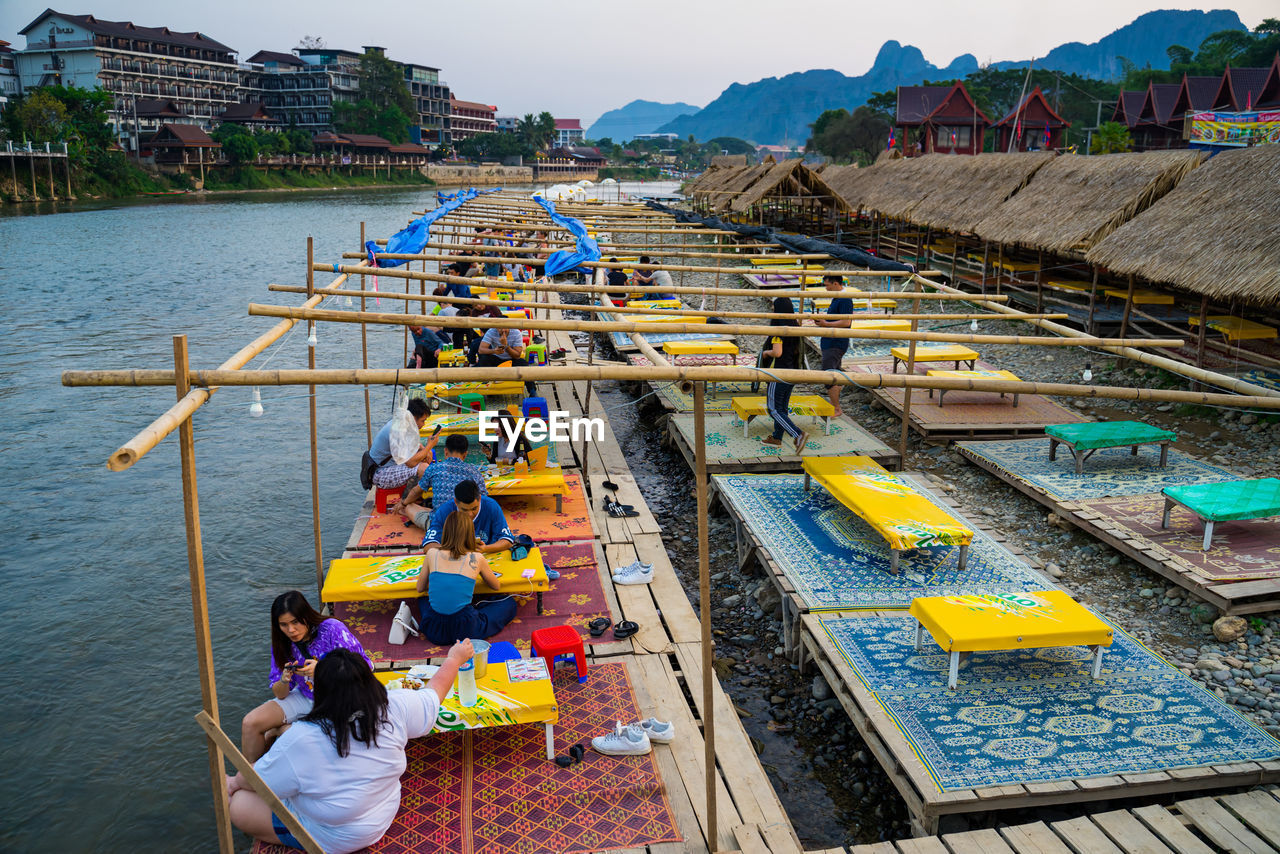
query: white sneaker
[
  {"left": 638, "top": 717, "right": 675, "bottom": 744},
  {"left": 592, "top": 721, "right": 652, "bottom": 755},
  {"left": 612, "top": 562, "right": 654, "bottom": 585}
]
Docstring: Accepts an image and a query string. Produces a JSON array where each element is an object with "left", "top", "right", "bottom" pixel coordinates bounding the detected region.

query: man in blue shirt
[
  {"left": 421, "top": 479, "right": 514, "bottom": 554},
  {"left": 368, "top": 398, "right": 433, "bottom": 489},
  {"left": 813, "top": 274, "right": 853, "bottom": 418},
  {"left": 478, "top": 325, "right": 536, "bottom": 394},
  {"left": 396, "top": 433, "right": 486, "bottom": 523},
  {"left": 407, "top": 325, "right": 442, "bottom": 369}
]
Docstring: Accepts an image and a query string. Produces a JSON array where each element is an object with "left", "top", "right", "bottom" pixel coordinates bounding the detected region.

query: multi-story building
[
  {"left": 449, "top": 97, "right": 496, "bottom": 142},
  {"left": 401, "top": 61, "right": 451, "bottom": 146},
  {"left": 553, "top": 118, "right": 584, "bottom": 146},
  {"left": 0, "top": 41, "right": 20, "bottom": 113},
  {"left": 238, "top": 48, "right": 354, "bottom": 132},
  {"left": 495, "top": 115, "right": 518, "bottom": 134},
  {"left": 14, "top": 10, "right": 239, "bottom": 151}
]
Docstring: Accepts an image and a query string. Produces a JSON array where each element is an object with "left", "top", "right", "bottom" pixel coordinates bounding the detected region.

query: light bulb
[
  {"left": 1082, "top": 363, "right": 1093, "bottom": 383},
  {"left": 970, "top": 319, "right": 979, "bottom": 332},
  {"left": 306, "top": 328, "right": 318, "bottom": 348},
  {"left": 249, "top": 387, "right": 264, "bottom": 417}
]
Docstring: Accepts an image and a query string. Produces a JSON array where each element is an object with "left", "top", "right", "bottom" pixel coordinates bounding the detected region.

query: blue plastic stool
[
  {"left": 522, "top": 396, "right": 548, "bottom": 420},
  {"left": 487, "top": 641, "right": 521, "bottom": 664}
]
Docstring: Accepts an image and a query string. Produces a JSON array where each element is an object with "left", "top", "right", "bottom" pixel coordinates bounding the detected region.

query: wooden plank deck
[
  {"left": 955, "top": 444, "right": 1280, "bottom": 616},
  {"left": 847, "top": 786, "right": 1280, "bottom": 854}
]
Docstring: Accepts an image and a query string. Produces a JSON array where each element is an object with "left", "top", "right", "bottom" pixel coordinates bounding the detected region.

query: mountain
[
  {"left": 657, "top": 43, "right": 979, "bottom": 146},
  {"left": 645, "top": 8, "right": 1245, "bottom": 145},
  {"left": 585, "top": 100, "right": 702, "bottom": 141},
  {"left": 990, "top": 9, "right": 1247, "bottom": 79}
]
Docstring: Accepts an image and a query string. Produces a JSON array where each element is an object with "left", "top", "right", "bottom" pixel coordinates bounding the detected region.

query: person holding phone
[{"left": 240, "top": 590, "right": 371, "bottom": 761}]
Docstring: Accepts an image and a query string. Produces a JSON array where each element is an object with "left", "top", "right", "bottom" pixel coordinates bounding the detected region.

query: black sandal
[
  {"left": 601, "top": 479, "right": 619, "bottom": 491},
  {"left": 588, "top": 617, "right": 612, "bottom": 637},
  {"left": 606, "top": 500, "right": 639, "bottom": 518},
  {"left": 613, "top": 620, "right": 639, "bottom": 639},
  {"left": 569, "top": 743, "right": 585, "bottom": 763}
]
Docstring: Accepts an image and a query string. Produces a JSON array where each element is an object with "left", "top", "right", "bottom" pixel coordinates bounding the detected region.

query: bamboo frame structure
[{"left": 330, "top": 254, "right": 942, "bottom": 278}]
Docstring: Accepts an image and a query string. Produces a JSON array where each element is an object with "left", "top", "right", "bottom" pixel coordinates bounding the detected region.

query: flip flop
[
  {"left": 554, "top": 755, "right": 574, "bottom": 768},
  {"left": 602, "top": 497, "right": 635, "bottom": 513},
  {"left": 607, "top": 502, "right": 640, "bottom": 519},
  {"left": 613, "top": 620, "right": 639, "bottom": 640},
  {"left": 588, "top": 617, "right": 612, "bottom": 637},
  {"left": 601, "top": 479, "right": 620, "bottom": 491},
  {"left": 569, "top": 743, "right": 585, "bottom": 763}
]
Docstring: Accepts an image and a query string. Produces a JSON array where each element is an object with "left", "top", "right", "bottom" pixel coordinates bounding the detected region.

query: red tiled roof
[
  {"left": 1111, "top": 90, "right": 1146, "bottom": 127},
  {"left": 554, "top": 118, "right": 582, "bottom": 130},
  {"left": 450, "top": 97, "right": 496, "bottom": 113},
  {"left": 312, "top": 131, "right": 345, "bottom": 144},
  {"left": 134, "top": 98, "right": 187, "bottom": 118},
  {"left": 149, "top": 123, "right": 219, "bottom": 147},
  {"left": 1137, "top": 83, "right": 1181, "bottom": 125},
  {"left": 896, "top": 82, "right": 990, "bottom": 125},
  {"left": 340, "top": 134, "right": 393, "bottom": 148},
  {"left": 21, "top": 9, "right": 234, "bottom": 53},
  {"left": 994, "top": 85, "right": 1069, "bottom": 128},
  {"left": 246, "top": 50, "right": 303, "bottom": 66},
  {"left": 388, "top": 143, "right": 430, "bottom": 154},
  {"left": 220, "top": 102, "right": 275, "bottom": 122}
]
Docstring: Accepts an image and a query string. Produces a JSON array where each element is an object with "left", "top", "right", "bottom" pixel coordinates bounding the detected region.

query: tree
[
  {"left": 222, "top": 133, "right": 259, "bottom": 165},
  {"left": 333, "top": 50, "right": 414, "bottom": 143},
  {"left": 297, "top": 35, "right": 326, "bottom": 49},
  {"left": 1091, "top": 121, "right": 1132, "bottom": 154},
  {"left": 706, "top": 136, "right": 754, "bottom": 155},
  {"left": 516, "top": 112, "right": 556, "bottom": 151},
  {"left": 456, "top": 131, "right": 531, "bottom": 161},
  {"left": 807, "top": 106, "right": 891, "bottom": 164},
  {"left": 7, "top": 89, "right": 69, "bottom": 143}
]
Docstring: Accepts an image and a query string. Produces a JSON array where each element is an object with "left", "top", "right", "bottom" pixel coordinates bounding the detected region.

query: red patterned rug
[
  {"left": 335, "top": 541, "right": 614, "bottom": 664},
  {"left": 1072, "top": 493, "right": 1280, "bottom": 582},
  {"left": 354, "top": 473, "right": 593, "bottom": 550},
  {"left": 253, "top": 662, "right": 682, "bottom": 854}
]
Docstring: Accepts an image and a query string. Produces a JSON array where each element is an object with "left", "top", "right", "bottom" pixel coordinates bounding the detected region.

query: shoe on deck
[
  {"left": 592, "top": 721, "right": 652, "bottom": 756},
  {"left": 638, "top": 717, "right": 675, "bottom": 744},
  {"left": 612, "top": 562, "right": 654, "bottom": 585}
]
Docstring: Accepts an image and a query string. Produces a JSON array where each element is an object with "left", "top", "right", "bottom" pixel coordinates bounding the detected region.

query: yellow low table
[
  {"left": 635, "top": 313, "right": 705, "bottom": 325},
  {"left": 749, "top": 257, "right": 812, "bottom": 267},
  {"left": 322, "top": 550, "right": 550, "bottom": 611},
  {"left": 994, "top": 259, "right": 1040, "bottom": 274},
  {"left": 436, "top": 349, "right": 469, "bottom": 367},
  {"left": 662, "top": 340, "right": 739, "bottom": 358},
  {"left": 909, "top": 590, "right": 1114, "bottom": 689},
  {"left": 482, "top": 463, "right": 571, "bottom": 513},
  {"left": 376, "top": 660, "right": 559, "bottom": 758},
  {"left": 1105, "top": 288, "right": 1175, "bottom": 306},
  {"left": 1189, "top": 315, "right": 1278, "bottom": 341},
  {"left": 803, "top": 287, "right": 898, "bottom": 312},
  {"left": 927, "top": 369, "right": 1021, "bottom": 407},
  {"left": 890, "top": 345, "right": 979, "bottom": 373},
  {"left": 851, "top": 318, "right": 911, "bottom": 333},
  {"left": 419, "top": 411, "right": 486, "bottom": 435},
  {"left": 1044, "top": 278, "right": 1090, "bottom": 293},
  {"left": 627, "top": 299, "right": 682, "bottom": 310},
  {"left": 419, "top": 380, "right": 526, "bottom": 403},
  {"left": 802, "top": 455, "right": 973, "bottom": 574},
  {"left": 731, "top": 394, "right": 834, "bottom": 438}
]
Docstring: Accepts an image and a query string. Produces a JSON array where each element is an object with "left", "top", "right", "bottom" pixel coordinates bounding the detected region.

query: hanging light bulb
[
  {"left": 970, "top": 318, "right": 979, "bottom": 332},
  {"left": 1082, "top": 362, "right": 1093, "bottom": 383},
  {"left": 306, "top": 326, "right": 318, "bottom": 348},
  {"left": 249, "top": 387, "right": 264, "bottom": 417}
]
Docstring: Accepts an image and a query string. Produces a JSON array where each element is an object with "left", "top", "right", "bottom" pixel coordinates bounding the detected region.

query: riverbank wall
[{"left": 426, "top": 163, "right": 533, "bottom": 185}]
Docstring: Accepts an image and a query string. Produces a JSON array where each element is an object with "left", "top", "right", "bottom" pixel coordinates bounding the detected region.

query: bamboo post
[
  {"left": 714, "top": 234, "right": 721, "bottom": 310},
  {"left": 1035, "top": 250, "right": 1044, "bottom": 314},
  {"left": 949, "top": 242, "right": 959, "bottom": 285},
  {"left": 898, "top": 280, "right": 923, "bottom": 458},
  {"left": 64, "top": 151, "right": 72, "bottom": 198},
  {"left": 1086, "top": 267, "right": 1100, "bottom": 333},
  {"left": 361, "top": 222, "right": 372, "bottom": 446},
  {"left": 980, "top": 241, "right": 989, "bottom": 295},
  {"left": 995, "top": 243, "right": 1004, "bottom": 296},
  {"left": 307, "top": 237, "right": 323, "bottom": 597},
  {"left": 1120, "top": 274, "right": 1136, "bottom": 339},
  {"left": 29, "top": 153, "right": 37, "bottom": 199},
  {"left": 172, "top": 335, "right": 235, "bottom": 854},
  {"left": 1194, "top": 294, "right": 1210, "bottom": 392},
  {"left": 47, "top": 154, "right": 55, "bottom": 199},
  {"left": 693, "top": 380, "right": 716, "bottom": 852}
]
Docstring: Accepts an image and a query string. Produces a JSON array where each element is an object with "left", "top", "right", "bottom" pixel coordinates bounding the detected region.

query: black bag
[{"left": 360, "top": 451, "right": 380, "bottom": 491}]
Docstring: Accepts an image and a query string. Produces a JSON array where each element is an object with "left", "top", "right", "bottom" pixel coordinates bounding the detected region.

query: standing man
[{"left": 813, "top": 274, "right": 852, "bottom": 418}]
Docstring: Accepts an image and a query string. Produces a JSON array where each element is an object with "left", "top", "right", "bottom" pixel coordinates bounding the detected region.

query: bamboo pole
[
  {"left": 270, "top": 282, "right": 1064, "bottom": 323},
  {"left": 173, "top": 335, "right": 235, "bottom": 854},
  {"left": 898, "top": 280, "right": 923, "bottom": 458},
  {"left": 1086, "top": 267, "right": 1100, "bottom": 333},
  {"left": 248, "top": 303, "right": 1183, "bottom": 349},
  {"left": 107, "top": 266, "right": 365, "bottom": 471},
  {"left": 920, "top": 274, "right": 1280, "bottom": 398},
  {"left": 195, "top": 712, "right": 323, "bottom": 854},
  {"left": 307, "top": 237, "right": 323, "bottom": 597},
  {"left": 694, "top": 380, "right": 716, "bottom": 851},
  {"left": 318, "top": 263, "right": 993, "bottom": 300},
  {"left": 64, "top": 366, "right": 1280, "bottom": 411},
  {"left": 1120, "top": 274, "right": 1136, "bottom": 339},
  {"left": 361, "top": 222, "right": 372, "bottom": 446},
  {"left": 332, "top": 254, "right": 935, "bottom": 278}
]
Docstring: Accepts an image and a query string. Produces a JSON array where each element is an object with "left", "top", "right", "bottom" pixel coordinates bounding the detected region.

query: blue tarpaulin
[
  {"left": 366, "top": 188, "right": 498, "bottom": 268},
  {"left": 535, "top": 196, "right": 600, "bottom": 276}
]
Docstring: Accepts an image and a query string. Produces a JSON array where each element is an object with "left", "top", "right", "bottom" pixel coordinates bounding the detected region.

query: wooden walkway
[
  {"left": 709, "top": 469, "right": 1280, "bottom": 836},
  {"left": 846, "top": 785, "right": 1280, "bottom": 854},
  {"left": 956, "top": 445, "right": 1280, "bottom": 616}
]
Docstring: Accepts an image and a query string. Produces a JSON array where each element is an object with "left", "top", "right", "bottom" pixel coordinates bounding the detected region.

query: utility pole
[{"left": 1084, "top": 98, "right": 1111, "bottom": 155}]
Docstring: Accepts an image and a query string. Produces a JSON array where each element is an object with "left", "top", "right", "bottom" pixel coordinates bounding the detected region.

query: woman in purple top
[{"left": 241, "top": 590, "right": 369, "bottom": 761}]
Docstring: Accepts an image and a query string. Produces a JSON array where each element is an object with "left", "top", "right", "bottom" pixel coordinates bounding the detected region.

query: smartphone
[{"left": 431, "top": 424, "right": 444, "bottom": 437}]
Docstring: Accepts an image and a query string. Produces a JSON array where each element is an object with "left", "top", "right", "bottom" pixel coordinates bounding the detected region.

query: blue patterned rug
[
  {"left": 956, "top": 438, "right": 1236, "bottom": 502},
  {"left": 1241, "top": 370, "right": 1280, "bottom": 392},
  {"left": 714, "top": 474, "right": 1048, "bottom": 610},
  {"left": 817, "top": 615, "right": 1280, "bottom": 791}
]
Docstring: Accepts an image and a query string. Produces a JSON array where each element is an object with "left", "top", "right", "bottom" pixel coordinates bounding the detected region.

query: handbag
[
  {"left": 510, "top": 533, "right": 536, "bottom": 562},
  {"left": 360, "top": 450, "right": 380, "bottom": 491},
  {"left": 388, "top": 601, "right": 420, "bottom": 645}
]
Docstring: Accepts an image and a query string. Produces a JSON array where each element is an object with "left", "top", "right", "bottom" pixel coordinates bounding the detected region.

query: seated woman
[
  {"left": 416, "top": 510, "right": 518, "bottom": 644},
  {"left": 240, "top": 590, "right": 370, "bottom": 762},
  {"left": 228, "top": 642, "right": 474, "bottom": 854}
]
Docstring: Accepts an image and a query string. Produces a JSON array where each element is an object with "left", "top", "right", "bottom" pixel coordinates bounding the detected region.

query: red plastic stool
[
  {"left": 374, "top": 485, "right": 402, "bottom": 514},
  {"left": 529, "top": 625, "right": 588, "bottom": 683}
]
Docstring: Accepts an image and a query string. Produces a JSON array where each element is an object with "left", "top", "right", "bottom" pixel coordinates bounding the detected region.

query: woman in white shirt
[{"left": 226, "top": 641, "right": 474, "bottom": 853}]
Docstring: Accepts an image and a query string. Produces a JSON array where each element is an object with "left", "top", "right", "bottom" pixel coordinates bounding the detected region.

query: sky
[{"left": 5, "top": 1, "right": 1275, "bottom": 126}]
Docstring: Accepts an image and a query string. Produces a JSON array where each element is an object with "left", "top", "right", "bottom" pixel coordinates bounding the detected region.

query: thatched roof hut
[
  {"left": 825, "top": 159, "right": 903, "bottom": 212},
  {"left": 683, "top": 165, "right": 730, "bottom": 197},
  {"left": 904, "top": 152, "right": 1056, "bottom": 234},
  {"left": 972, "top": 150, "right": 1204, "bottom": 255},
  {"left": 708, "top": 159, "right": 775, "bottom": 211},
  {"left": 1086, "top": 144, "right": 1280, "bottom": 305},
  {"left": 710, "top": 154, "right": 748, "bottom": 168},
  {"left": 730, "top": 159, "right": 842, "bottom": 214},
  {"left": 687, "top": 165, "right": 747, "bottom": 201},
  {"left": 856, "top": 154, "right": 963, "bottom": 220}
]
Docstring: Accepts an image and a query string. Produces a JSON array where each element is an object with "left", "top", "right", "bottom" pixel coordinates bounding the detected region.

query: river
[{"left": 0, "top": 183, "right": 685, "bottom": 852}]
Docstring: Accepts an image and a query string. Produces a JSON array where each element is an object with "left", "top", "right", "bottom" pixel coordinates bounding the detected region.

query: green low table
[
  {"left": 1162, "top": 478, "right": 1280, "bottom": 551},
  {"left": 1045, "top": 421, "right": 1176, "bottom": 474}
]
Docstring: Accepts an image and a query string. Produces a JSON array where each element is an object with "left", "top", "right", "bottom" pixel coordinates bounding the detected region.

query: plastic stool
[
  {"left": 525, "top": 342, "right": 547, "bottom": 366},
  {"left": 459, "top": 392, "right": 485, "bottom": 412},
  {"left": 374, "top": 485, "right": 402, "bottom": 513},
  {"left": 487, "top": 641, "right": 521, "bottom": 664},
  {"left": 522, "top": 396, "right": 548, "bottom": 420},
  {"left": 529, "top": 625, "right": 588, "bottom": 683}
]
